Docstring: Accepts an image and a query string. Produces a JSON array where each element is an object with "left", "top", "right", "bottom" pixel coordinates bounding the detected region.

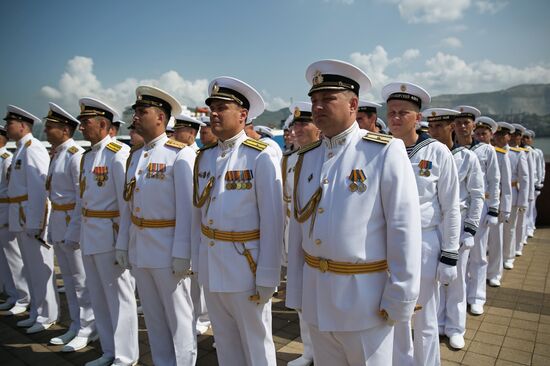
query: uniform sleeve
[
  {"left": 113, "top": 149, "right": 129, "bottom": 244},
  {"left": 464, "top": 153, "right": 484, "bottom": 233},
  {"left": 517, "top": 152, "right": 529, "bottom": 208},
  {"left": 527, "top": 151, "right": 535, "bottom": 201},
  {"left": 437, "top": 149, "right": 461, "bottom": 257},
  {"left": 25, "top": 145, "right": 50, "bottom": 229},
  {"left": 285, "top": 180, "right": 305, "bottom": 310},
  {"left": 66, "top": 154, "right": 84, "bottom": 242},
  {"left": 499, "top": 154, "right": 513, "bottom": 214},
  {"left": 172, "top": 147, "right": 196, "bottom": 259},
  {"left": 379, "top": 139, "right": 422, "bottom": 322},
  {"left": 115, "top": 152, "right": 133, "bottom": 251},
  {"left": 255, "top": 151, "right": 283, "bottom": 287},
  {"left": 486, "top": 147, "right": 501, "bottom": 212}
]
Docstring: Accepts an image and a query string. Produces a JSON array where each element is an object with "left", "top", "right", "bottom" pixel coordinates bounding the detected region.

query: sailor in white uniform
[
  {"left": 282, "top": 101, "right": 319, "bottom": 366},
  {"left": 5, "top": 105, "right": 59, "bottom": 334},
  {"left": 454, "top": 107, "right": 500, "bottom": 316},
  {"left": 426, "top": 108, "right": 484, "bottom": 350},
  {"left": 43, "top": 103, "right": 97, "bottom": 351},
  {"left": 192, "top": 76, "right": 283, "bottom": 366},
  {"left": 356, "top": 100, "right": 381, "bottom": 132},
  {"left": 516, "top": 125, "right": 536, "bottom": 254},
  {"left": 249, "top": 124, "right": 283, "bottom": 161},
  {"left": 385, "top": 85, "right": 460, "bottom": 366},
  {"left": 522, "top": 130, "right": 541, "bottom": 238},
  {"left": 0, "top": 125, "right": 30, "bottom": 316},
  {"left": 116, "top": 86, "right": 198, "bottom": 365},
  {"left": 67, "top": 98, "right": 138, "bottom": 366},
  {"left": 483, "top": 121, "right": 512, "bottom": 288},
  {"left": 109, "top": 120, "right": 125, "bottom": 140},
  {"left": 528, "top": 131, "right": 545, "bottom": 233},
  {"left": 286, "top": 60, "right": 422, "bottom": 366},
  {"left": 173, "top": 113, "right": 204, "bottom": 152}
]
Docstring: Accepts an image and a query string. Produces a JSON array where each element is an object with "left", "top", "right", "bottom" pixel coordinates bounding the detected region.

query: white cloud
[
  {"left": 349, "top": 45, "right": 550, "bottom": 100},
  {"left": 390, "top": 0, "right": 471, "bottom": 24},
  {"left": 41, "top": 56, "right": 209, "bottom": 116},
  {"left": 403, "top": 49, "right": 421, "bottom": 60},
  {"left": 475, "top": 0, "right": 508, "bottom": 14},
  {"left": 260, "top": 89, "right": 290, "bottom": 111},
  {"left": 441, "top": 36, "right": 463, "bottom": 48}
]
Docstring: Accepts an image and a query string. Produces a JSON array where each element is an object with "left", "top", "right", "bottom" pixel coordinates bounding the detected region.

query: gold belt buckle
[{"left": 319, "top": 258, "right": 329, "bottom": 273}]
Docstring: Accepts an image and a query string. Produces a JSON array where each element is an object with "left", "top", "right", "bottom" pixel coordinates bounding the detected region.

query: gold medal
[
  {"left": 358, "top": 183, "right": 367, "bottom": 192},
  {"left": 246, "top": 182, "right": 252, "bottom": 189},
  {"left": 424, "top": 170, "right": 431, "bottom": 177},
  {"left": 349, "top": 182, "right": 358, "bottom": 192},
  {"left": 97, "top": 181, "right": 103, "bottom": 187},
  {"left": 226, "top": 183, "right": 232, "bottom": 190},
  {"left": 230, "top": 182, "right": 237, "bottom": 190}
]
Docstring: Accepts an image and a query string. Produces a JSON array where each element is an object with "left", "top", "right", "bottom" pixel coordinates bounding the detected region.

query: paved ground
[{"left": 1, "top": 228, "right": 550, "bottom": 365}]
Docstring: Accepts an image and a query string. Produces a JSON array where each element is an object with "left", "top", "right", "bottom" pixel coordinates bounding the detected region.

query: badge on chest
[
  {"left": 225, "top": 170, "right": 253, "bottom": 190},
  {"left": 348, "top": 169, "right": 367, "bottom": 192},
  {"left": 418, "top": 160, "right": 432, "bottom": 177},
  {"left": 146, "top": 163, "right": 166, "bottom": 179},
  {"left": 93, "top": 166, "right": 109, "bottom": 186}
]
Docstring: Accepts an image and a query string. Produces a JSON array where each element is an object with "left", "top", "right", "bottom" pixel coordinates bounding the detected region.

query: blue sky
[{"left": 1, "top": 0, "right": 549, "bottom": 118}]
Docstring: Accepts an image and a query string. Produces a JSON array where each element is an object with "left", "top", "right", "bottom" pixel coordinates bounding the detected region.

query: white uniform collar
[
  {"left": 323, "top": 122, "right": 357, "bottom": 150},
  {"left": 145, "top": 133, "right": 167, "bottom": 151},
  {"left": 218, "top": 130, "right": 246, "bottom": 153},
  {"left": 92, "top": 135, "right": 112, "bottom": 151},
  {"left": 52, "top": 138, "right": 74, "bottom": 154},
  {"left": 0, "top": 146, "right": 6, "bottom": 155},
  {"left": 16, "top": 132, "right": 33, "bottom": 147}
]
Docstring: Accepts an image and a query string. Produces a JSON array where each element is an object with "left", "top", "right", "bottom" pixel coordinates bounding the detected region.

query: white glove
[
  {"left": 460, "top": 232, "right": 475, "bottom": 250},
  {"left": 437, "top": 263, "right": 457, "bottom": 286},
  {"left": 26, "top": 228, "right": 41, "bottom": 238},
  {"left": 254, "top": 286, "right": 276, "bottom": 305},
  {"left": 64, "top": 240, "right": 80, "bottom": 250},
  {"left": 172, "top": 258, "right": 191, "bottom": 279},
  {"left": 483, "top": 214, "right": 499, "bottom": 227},
  {"left": 115, "top": 249, "right": 131, "bottom": 270},
  {"left": 499, "top": 212, "right": 510, "bottom": 223}
]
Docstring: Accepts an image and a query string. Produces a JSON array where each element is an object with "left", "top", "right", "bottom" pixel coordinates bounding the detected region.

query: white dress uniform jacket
[
  {"left": 508, "top": 147, "right": 529, "bottom": 209},
  {"left": 260, "top": 136, "right": 283, "bottom": 161},
  {"left": 282, "top": 150, "right": 298, "bottom": 263},
  {"left": 471, "top": 141, "right": 501, "bottom": 212},
  {"left": 286, "top": 123, "right": 422, "bottom": 331}
]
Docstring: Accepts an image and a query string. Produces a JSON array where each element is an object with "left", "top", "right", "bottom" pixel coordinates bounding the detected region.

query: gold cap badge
[{"left": 312, "top": 70, "right": 324, "bottom": 86}]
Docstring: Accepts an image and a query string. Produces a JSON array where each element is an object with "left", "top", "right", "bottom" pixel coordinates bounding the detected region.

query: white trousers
[
  {"left": 190, "top": 273, "right": 210, "bottom": 332},
  {"left": 503, "top": 207, "right": 519, "bottom": 264},
  {"left": 82, "top": 251, "right": 138, "bottom": 366},
  {"left": 16, "top": 232, "right": 58, "bottom": 324},
  {"left": 487, "top": 222, "right": 504, "bottom": 281},
  {"left": 467, "top": 208, "right": 489, "bottom": 306},
  {"left": 515, "top": 208, "right": 527, "bottom": 253},
  {"left": 526, "top": 196, "right": 536, "bottom": 234},
  {"left": 298, "top": 311, "right": 314, "bottom": 361},
  {"left": 54, "top": 243, "right": 95, "bottom": 337},
  {"left": 438, "top": 247, "right": 469, "bottom": 337},
  {"left": 308, "top": 321, "right": 393, "bottom": 366},
  {"left": 0, "top": 228, "right": 29, "bottom": 307},
  {"left": 204, "top": 289, "right": 277, "bottom": 366},
  {"left": 394, "top": 229, "right": 441, "bottom": 366},
  {"left": 133, "top": 267, "right": 197, "bottom": 366}
]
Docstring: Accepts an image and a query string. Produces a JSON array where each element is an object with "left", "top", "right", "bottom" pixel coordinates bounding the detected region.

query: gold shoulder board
[
  {"left": 298, "top": 140, "right": 322, "bottom": 155},
  {"left": 510, "top": 147, "right": 522, "bottom": 152},
  {"left": 199, "top": 142, "right": 217, "bottom": 152},
  {"left": 494, "top": 146, "right": 507, "bottom": 154},
  {"left": 242, "top": 138, "right": 268, "bottom": 151},
  {"left": 67, "top": 146, "right": 79, "bottom": 154},
  {"left": 363, "top": 132, "right": 393, "bottom": 144},
  {"left": 106, "top": 142, "right": 123, "bottom": 153},
  {"left": 165, "top": 139, "right": 186, "bottom": 149},
  {"left": 25, "top": 140, "right": 32, "bottom": 148},
  {"left": 1, "top": 152, "right": 10, "bottom": 159},
  {"left": 130, "top": 142, "right": 144, "bottom": 153}
]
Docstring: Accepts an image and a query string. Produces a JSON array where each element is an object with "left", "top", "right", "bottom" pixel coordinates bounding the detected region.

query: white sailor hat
[
  {"left": 113, "top": 120, "right": 125, "bottom": 127},
  {"left": 174, "top": 113, "right": 205, "bottom": 130},
  {"left": 422, "top": 108, "right": 460, "bottom": 122},
  {"left": 382, "top": 82, "right": 431, "bottom": 109},
  {"left": 78, "top": 97, "right": 119, "bottom": 122},
  {"left": 199, "top": 115, "right": 211, "bottom": 126},
  {"left": 254, "top": 125, "right": 274, "bottom": 138},
  {"left": 474, "top": 116, "right": 498, "bottom": 134},
  {"left": 512, "top": 123, "right": 526, "bottom": 135},
  {"left": 133, "top": 85, "right": 182, "bottom": 118},
  {"left": 4, "top": 105, "right": 41, "bottom": 125},
  {"left": 454, "top": 105, "right": 481, "bottom": 120},
  {"left": 306, "top": 59, "right": 371, "bottom": 97},
  {"left": 166, "top": 116, "right": 175, "bottom": 133},
  {"left": 496, "top": 121, "right": 515, "bottom": 134},
  {"left": 0, "top": 124, "right": 6, "bottom": 136},
  {"left": 289, "top": 101, "right": 313, "bottom": 123},
  {"left": 375, "top": 118, "right": 387, "bottom": 131},
  {"left": 525, "top": 129, "right": 535, "bottom": 138},
  {"left": 206, "top": 76, "right": 265, "bottom": 122},
  {"left": 358, "top": 100, "right": 382, "bottom": 114},
  {"left": 418, "top": 120, "right": 429, "bottom": 132},
  {"left": 45, "top": 102, "right": 80, "bottom": 127}
]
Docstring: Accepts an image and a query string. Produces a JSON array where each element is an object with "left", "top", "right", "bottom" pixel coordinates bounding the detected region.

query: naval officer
[
  {"left": 356, "top": 100, "right": 381, "bottom": 132},
  {"left": 116, "top": 86, "right": 198, "bottom": 365},
  {"left": 5, "top": 105, "right": 59, "bottom": 334},
  {"left": 173, "top": 113, "right": 204, "bottom": 151},
  {"left": 67, "top": 97, "right": 138, "bottom": 366},
  {"left": 43, "top": 103, "right": 96, "bottom": 351},
  {"left": 286, "top": 60, "right": 421, "bottom": 366},
  {"left": 192, "top": 76, "right": 283, "bottom": 365}
]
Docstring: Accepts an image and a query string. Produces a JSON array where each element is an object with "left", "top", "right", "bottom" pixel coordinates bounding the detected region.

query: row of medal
[
  {"left": 146, "top": 163, "right": 166, "bottom": 179},
  {"left": 418, "top": 160, "right": 432, "bottom": 177},
  {"left": 225, "top": 170, "right": 253, "bottom": 190},
  {"left": 348, "top": 169, "right": 367, "bottom": 192},
  {"left": 93, "top": 166, "right": 108, "bottom": 186}
]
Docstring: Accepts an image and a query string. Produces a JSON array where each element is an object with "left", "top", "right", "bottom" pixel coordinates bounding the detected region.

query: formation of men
[{"left": 0, "top": 58, "right": 546, "bottom": 366}]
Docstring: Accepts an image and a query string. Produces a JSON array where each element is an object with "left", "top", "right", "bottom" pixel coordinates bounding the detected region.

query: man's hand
[
  {"left": 115, "top": 249, "right": 131, "bottom": 270},
  {"left": 172, "top": 258, "right": 191, "bottom": 280},
  {"left": 437, "top": 263, "right": 457, "bottom": 285}
]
